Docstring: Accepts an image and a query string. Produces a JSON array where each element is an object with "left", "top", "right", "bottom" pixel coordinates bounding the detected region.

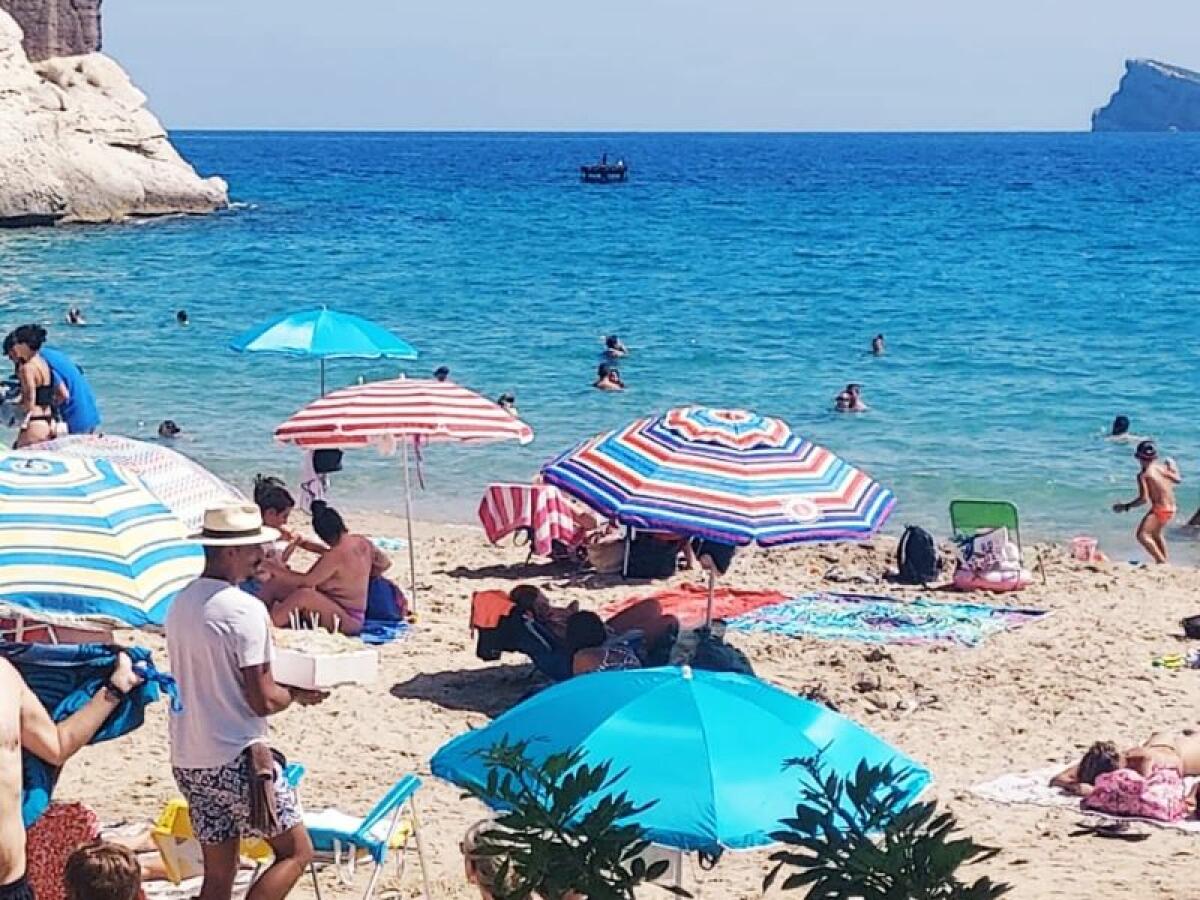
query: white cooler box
[{"left": 273, "top": 647, "right": 378, "bottom": 690}]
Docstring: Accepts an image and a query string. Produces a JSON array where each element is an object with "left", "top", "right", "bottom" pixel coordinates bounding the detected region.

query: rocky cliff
[
  {"left": 0, "top": 7, "right": 227, "bottom": 226},
  {"left": 0, "top": 0, "right": 101, "bottom": 61},
  {"left": 1092, "top": 59, "right": 1200, "bottom": 132}
]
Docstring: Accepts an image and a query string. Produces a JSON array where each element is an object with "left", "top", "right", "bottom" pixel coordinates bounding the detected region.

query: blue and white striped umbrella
[
  {"left": 0, "top": 453, "right": 203, "bottom": 628},
  {"left": 542, "top": 407, "right": 895, "bottom": 546}
]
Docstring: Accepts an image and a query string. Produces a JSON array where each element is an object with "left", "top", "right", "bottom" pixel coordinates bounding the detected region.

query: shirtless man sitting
[
  {"left": 1113, "top": 440, "right": 1181, "bottom": 564},
  {"left": 266, "top": 502, "right": 390, "bottom": 635},
  {"left": 1, "top": 653, "right": 143, "bottom": 900},
  {"left": 1051, "top": 731, "right": 1200, "bottom": 798}
]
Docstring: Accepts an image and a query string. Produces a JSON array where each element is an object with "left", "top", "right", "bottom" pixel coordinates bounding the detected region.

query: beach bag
[
  {"left": 626, "top": 534, "right": 679, "bottom": 579},
  {"left": 896, "top": 525, "right": 939, "bottom": 585},
  {"left": 366, "top": 576, "right": 407, "bottom": 622},
  {"left": 1081, "top": 767, "right": 1187, "bottom": 822}
]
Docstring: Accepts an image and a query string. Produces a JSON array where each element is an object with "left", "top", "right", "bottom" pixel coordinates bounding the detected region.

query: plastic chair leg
[{"left": 309, "top": 862, "right": 323, "bottom": 900}]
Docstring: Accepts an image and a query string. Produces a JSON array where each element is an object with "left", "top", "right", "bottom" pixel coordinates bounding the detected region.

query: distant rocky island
[
  {"left": 1092, "top": 58, "right": 1200, "bottom": 132},
  {"left": 0, "top": 0, "right": 227, "bottom": 227}
]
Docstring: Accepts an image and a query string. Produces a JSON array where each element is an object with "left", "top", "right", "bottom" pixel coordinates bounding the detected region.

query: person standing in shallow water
[{"left": 1113, "top": 440, "right": 1180, "bottom": 564}]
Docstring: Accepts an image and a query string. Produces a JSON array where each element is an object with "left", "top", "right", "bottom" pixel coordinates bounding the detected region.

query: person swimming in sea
[
  {"left": 433, "top": 366, "right": 450, "bottom": 382},
  {"left": 1113, "top": 440, "right": 1180, "bottom": 564},
  {"left": 65, "top": 306, "right": 86, "bottom": 327},
  {"left": 834, "top": 383, "right": 868, "bottom": 413},
  {"left": 871, "top": 334, "right": 885, "bottom": 356},
  {"left": 496, "top": 392, "right": 519, "bottom": 416},
  {"left": 157, "top": 419, "right": 182, "bottom": 439},
  {"left": 603, "top": 335, "right": 628, "bottom": 359},
  {"left": 594, "top": 364, "right": 625, "bottom": 392},
  {"left": 175, "top": 309, "right": 189, "bottom": 326}
]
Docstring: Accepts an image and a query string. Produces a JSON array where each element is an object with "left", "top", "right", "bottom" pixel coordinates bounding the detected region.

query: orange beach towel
[{"left": 470, "top": 590, "right": 515, "bottom": 630}]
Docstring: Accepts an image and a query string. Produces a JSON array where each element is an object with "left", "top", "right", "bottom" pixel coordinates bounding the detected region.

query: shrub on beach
[
  {"left": 463, "top": 737, "right": 686, "bottom": 900},
  {"left": 764, "top": 756, "right": 1011, "bottom": 900}
]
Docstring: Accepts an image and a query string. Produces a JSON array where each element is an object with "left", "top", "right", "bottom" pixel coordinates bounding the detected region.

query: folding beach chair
[
  {"left": 303, "top": 773, "right": 431, "bottom": 900},
  {"left": 949, "top": 500, "right": 1022, "bottom": 555}
]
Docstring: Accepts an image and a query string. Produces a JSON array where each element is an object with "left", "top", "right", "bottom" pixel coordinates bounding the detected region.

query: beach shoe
[{"left": 1069, "top": 819, "right": 1149, "bottom": 842}]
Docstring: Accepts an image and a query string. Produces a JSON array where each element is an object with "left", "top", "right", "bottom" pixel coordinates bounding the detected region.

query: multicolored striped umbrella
[
  {"left": 38, "top": 434, "right": 246, "bottom": 533},
  {"left": 274, "top": 378, "right": 534, "bottom": 448},
  {"left": 542, "top": 407, "right": 895, "bottom": 546},
  {"left": 0, "top": 453, "right": 203, "bottom": 628},
  {"left": 274, "top": 378, "right": 534, "bottom": 608}
]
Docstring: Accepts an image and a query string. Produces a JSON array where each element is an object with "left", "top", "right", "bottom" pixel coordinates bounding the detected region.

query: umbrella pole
[
  {"left": 320, "top": 359, "right": 326, "bottom": 397},
  {"left": 401, "top": 435, "right": 418, "bottom": 613},
  {"left": 705, "top": 567, "right": 716, "bottom": 628}
]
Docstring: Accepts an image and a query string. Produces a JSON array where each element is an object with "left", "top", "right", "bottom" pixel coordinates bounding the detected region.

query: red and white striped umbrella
[
  {"left": 274, "top": 378, "right": 534, "bottom": 611},
  {"left": 273, "top": 378, "right": 533, "bottom": 448}
]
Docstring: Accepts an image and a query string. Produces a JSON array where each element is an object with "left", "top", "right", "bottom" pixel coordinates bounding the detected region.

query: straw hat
[{"left": 191, "top": 504, "right": 280, "bottom": 546}]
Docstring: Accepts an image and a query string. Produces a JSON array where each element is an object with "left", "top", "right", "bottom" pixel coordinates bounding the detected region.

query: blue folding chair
[{"left": 304, "top": 773, "right": 431, "bottom": 900}]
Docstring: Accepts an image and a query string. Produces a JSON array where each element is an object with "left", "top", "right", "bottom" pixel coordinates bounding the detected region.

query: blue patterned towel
[{"left": 728, "top": 593, "right": 1047, "bottom": 647}]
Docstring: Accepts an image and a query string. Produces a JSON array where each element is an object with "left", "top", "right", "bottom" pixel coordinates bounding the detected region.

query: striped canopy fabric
[
  {"left": 274, "top": 378, "right": 534, "bottom": 449},
  {"left": 38, "top": 434, "right": 246, "bottom": 533},
  {"left": 542, "top": 407, "right": 895, "bottom": 546},
  {"left": 0, "top": 453, "right": 203, "bottom": 628}
]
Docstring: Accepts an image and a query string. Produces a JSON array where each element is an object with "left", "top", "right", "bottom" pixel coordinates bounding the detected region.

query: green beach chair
[{"left": 949, "top": 500, "right": 1022, "bottom": 555}]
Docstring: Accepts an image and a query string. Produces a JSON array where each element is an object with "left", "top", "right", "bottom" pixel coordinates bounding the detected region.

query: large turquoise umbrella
[
  {"left": 431, "top": 666, "right": 929, "bottom": 853},
  {"left": 230, "top": 307, "right": 419, "bottom": 394}
]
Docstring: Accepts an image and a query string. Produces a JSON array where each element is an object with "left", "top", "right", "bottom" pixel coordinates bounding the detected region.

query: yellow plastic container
[{"left": 150, "top": 798, "right": 275, "bottom": 884}]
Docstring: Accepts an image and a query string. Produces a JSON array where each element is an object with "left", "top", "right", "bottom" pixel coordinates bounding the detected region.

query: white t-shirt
[{"left": 166, "top": 577, "right": 274, "bottom": 769}]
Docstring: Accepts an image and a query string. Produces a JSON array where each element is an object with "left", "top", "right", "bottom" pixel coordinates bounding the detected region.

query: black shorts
[{"left": 0, "top": 876, "right": 34, "bottom": 900}]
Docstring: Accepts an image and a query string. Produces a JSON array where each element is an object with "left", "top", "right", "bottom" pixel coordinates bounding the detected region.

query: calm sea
[{"left": 2, "top": 132, "right": 1199, "bottom": 562}]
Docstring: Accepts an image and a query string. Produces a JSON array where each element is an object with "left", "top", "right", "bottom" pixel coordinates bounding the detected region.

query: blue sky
[{"left": 106, "top": 0, "right": 1199, "bottom": 131}]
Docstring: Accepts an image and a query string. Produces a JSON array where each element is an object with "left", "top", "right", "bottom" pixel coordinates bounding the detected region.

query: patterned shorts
[{"left": 172, "top": 754, "right": 302, "bottom": 846}]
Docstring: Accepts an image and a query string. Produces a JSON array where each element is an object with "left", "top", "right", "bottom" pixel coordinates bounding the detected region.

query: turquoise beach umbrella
[
  {"left": 431, "top": 666, "right": 929, "bottom": 853},
  {"left": 230, "top": 307, "right": 418, "bottom": 394}
]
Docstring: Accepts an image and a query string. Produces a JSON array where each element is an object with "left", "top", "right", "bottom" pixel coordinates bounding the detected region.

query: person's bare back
[
  {"left": 313, "top": 534, "right": 374, "bottom": 614},
  {"left": 0, "top": 662, "right": 25, "bottom": 885}
]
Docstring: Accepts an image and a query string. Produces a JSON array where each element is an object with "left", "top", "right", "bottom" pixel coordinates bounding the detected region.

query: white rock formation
[{"left": 0, "top": 9, "right": 227, "bottom": 226}]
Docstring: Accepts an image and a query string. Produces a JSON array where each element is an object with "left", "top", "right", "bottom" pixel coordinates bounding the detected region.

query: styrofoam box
[{"left": 273, "top": 647, "right": 379, "bottom": 689}]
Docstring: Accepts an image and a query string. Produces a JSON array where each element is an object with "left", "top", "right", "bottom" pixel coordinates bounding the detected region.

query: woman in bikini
[
  {"left": 1051, "top": 732, "right": 1200, "bottom": 797},
  {"left": 266, "top": 501, "right": 390, "bottom": 635},
  {"left": 5, "top": 325, "right": 57, "bottom": 447}
]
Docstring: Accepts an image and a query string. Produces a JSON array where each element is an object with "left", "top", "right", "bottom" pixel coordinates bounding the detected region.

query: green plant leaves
[
  {"left": 467, "top": 737, "right": 689, "bottom": 900},
  {"left": 762, "top": 756, "right": 1012, "bottom": 900}
]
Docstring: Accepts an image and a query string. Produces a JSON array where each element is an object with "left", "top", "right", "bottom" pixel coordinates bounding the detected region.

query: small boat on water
[{"left": 580, "top": 155, "right": 628, "bottom": 183}]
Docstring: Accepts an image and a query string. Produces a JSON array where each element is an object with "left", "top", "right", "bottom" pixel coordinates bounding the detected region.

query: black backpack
[{"left": 896, "top": 525, "right": 940, "bottom": 585}]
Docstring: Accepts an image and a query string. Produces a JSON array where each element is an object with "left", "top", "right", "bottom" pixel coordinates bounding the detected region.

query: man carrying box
[{"left": 167, "top": 505, "right": 326, "bottom": 900}]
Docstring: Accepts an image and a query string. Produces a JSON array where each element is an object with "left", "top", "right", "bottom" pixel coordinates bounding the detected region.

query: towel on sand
[
  {"left": 970, "top": 765, "right": 1200, "bottom": 834},
  {"left": 728, "top": 593, "right": 1048, "bottom": 647},
  {"left": 0, "top": 641, "right": 177, "bottom": 827},
  {"left": 601, "top": 584, "right": 786, "bottom": 630}
]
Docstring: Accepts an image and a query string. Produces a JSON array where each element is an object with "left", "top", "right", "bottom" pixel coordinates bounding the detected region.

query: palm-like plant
[
  {"left": 463, "top": 736, "right": 685, "bottom": 900},
  {"left": 764, "top": 755, "right": 1011, "bottom": 900}
]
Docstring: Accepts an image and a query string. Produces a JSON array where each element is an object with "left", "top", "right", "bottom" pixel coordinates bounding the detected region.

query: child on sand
[{"left": 1112, "top": 440, "right": 1180, "bottom": 564}]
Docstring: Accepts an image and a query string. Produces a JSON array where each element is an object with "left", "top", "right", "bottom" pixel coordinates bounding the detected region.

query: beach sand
[{"left": 57, "top": 514, "right": 1200, "bottom": 899}]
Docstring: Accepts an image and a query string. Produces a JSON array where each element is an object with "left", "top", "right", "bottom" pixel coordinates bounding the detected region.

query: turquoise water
[{"left": 2, "top": 132, "right": 1199, "bottom": 561}]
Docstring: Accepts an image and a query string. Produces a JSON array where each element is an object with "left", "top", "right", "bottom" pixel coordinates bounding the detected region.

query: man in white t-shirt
[{"left": 167, "top": 505, "right": 326, "bottom": 900}]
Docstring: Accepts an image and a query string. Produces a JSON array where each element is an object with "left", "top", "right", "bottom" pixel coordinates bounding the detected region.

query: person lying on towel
[{"left": 1052, "top": 731, "right": 1200, "bottom": 797}]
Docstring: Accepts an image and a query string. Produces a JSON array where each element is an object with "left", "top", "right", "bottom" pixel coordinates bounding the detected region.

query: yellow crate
[{"left": 150, "top": 798, "right": 275, "bottom": 884}]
